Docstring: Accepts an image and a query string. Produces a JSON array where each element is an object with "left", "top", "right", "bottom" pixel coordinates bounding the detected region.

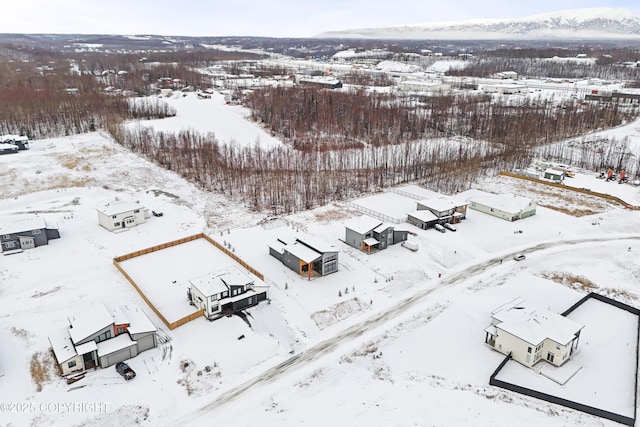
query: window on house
[
  {"left": 2, "top": 235, "right": 10, "bottom": 240},
  {"left": 248, "top": 297, "right": 253, "bottom": 305},
  {"left": 5, "top": 241, "right": 15, "bottom": 249},
  {"left": 68, "top": 360, "right": 77, "bottom": 368},
  {"left": 134, "top": 209, "right": 140, "bottom": 213},
  {"left": 114, "top": 222, "right": 121, "bottom": 227},
  {"left": 116, "top": 327, "right": 125, "bottom": 334},
  {"left": 32, "top": 229, "right": 41, "bottom": 235},
  {"left": 112, "top": 215, "right": 117, "bottom": 219},
  {"left": 211, "top": 304, "right": 218, "bottom": 313},
  {"left": 527, "top": 347, "right": 532, "bottom": 353},
  {"left": 555, "top": 344, "right": 561, "bottom": 350},
  {"left": 211, "top": 294, "right": 218, "bottom": 301}
]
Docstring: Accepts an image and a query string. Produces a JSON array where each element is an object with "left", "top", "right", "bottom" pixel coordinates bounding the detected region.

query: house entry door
[
  {"left": 18, "top": 236, "right": 35, "bottom": 249},
  {"left": 546, "top": 352, "right": 555, "bottom": 363}
]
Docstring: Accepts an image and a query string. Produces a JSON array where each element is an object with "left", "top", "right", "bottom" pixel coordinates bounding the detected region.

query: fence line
[
  {"left": 113, "top": 233, "right": 264, "bottom": 330},
  {"left": 386, "top": 187, "right": 423, "bottom": 201},
  {"left": 343, "top": 201, "right": 404, "bottom": 224},
  {"left": 500, "top": 171, "right": 640, "bottom": 210}
]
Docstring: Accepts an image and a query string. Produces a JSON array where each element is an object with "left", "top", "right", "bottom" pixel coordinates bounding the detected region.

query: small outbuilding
[
  {"left": 343, "top": 215, "right": 408, "bottom": 253},
  {"left": 467, "top": 193, "right": 536, "bottom": 221},
  {"left": 543, "top": 168, "right": 566, "bottom": 182},
  {"left": 96, "top": 198, "right": 150, "bottom": 232},
  {"left": 0, "top": 217, "right": 60, "bottom": 253},
  {"left": 484, "top": 297, "right": 584, "bottom": 368}
]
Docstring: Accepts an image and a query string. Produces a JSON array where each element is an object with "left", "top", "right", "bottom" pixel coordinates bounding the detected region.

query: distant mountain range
[{"left": 315, "top": 8, "right": 640, "bottom": 40}]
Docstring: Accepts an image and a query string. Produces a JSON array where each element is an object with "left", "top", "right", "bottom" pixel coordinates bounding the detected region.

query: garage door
[{"left": 105, "top": 347, "right": 135, "bottom": 367}]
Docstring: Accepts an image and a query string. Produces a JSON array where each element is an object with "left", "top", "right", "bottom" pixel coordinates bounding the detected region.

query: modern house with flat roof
[
  {"left": 269, "top": 236, "right": 339, "bottom": 279},
  {"left": 343, "top": 215, "right": 408, "bottom": 254},
  {"left": 188, "top": 266, "right": 269, "bottom": 320},
  {"left": 484, "top": 297, "right": 584, "bottom": 368}
]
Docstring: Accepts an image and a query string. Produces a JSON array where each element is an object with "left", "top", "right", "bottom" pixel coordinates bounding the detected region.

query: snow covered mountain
[{"left": 315, "top": 8, "right": 640, "bottom": 40}]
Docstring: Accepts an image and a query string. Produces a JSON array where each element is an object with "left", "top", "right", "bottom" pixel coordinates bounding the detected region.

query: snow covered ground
[{"left": 2, "top": 94, "right": 640, "bottom": 427}]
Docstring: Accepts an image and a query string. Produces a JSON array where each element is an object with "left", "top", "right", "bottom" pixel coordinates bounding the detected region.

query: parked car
[
  {"left": 434, "top": 224, "right": 446, "bottom": 233},
  {"left": 401, "top": 241, "right": 419, "bottom": 252},
  {"left": 443, "top": 223, "right": 457, "bottom": 232},
  {"left": 115, "top": 362, "right": 136, "bottom": 380},
  {"left": 513, "top": 253, "right": 526, "bottom": 261}
]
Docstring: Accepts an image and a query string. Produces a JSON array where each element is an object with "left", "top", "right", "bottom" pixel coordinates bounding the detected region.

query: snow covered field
[{"left": 2, "top": 94, "right": 640, "bottom": 427}]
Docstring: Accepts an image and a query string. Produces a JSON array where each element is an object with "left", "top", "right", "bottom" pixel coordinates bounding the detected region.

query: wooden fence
[
  {"left": 113, "top": 233, "right": 264, "bottom": 330},
  {"left": 499, "top": 171, "right": 640, "bottom": 210}
]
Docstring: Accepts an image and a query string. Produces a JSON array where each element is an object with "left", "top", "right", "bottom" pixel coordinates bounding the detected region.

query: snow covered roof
[
  {"left": 106, "top": 304, "right": 129, "bottom": 326},
  {"left": 407, "top": 210, "right": 439, "bottom": 222},
  {"left": 96, "top": 198, "right": 145, "bottom": 216},
  {"left": 119, "top": 304, "right": 157, "bottom": 335},
  {"left": 344, "top": 216, "right": 383, "bottom": 235},
  {"left": 0, "top": 134, "right": 27, "bottom": 142},
  {"left": 96, "top": 333, "right": 137, "bottom": 357},
  {"left": 48, "top": 331, "right": 77, "bottom": 363},
  {"left": 218, "top": 267, "right": 254, "bottom": 288},
  {"left": 74, "top": 340, "right": 97, "bottom": 356},
  {"left": 417, "top": 197, "right": 457, "bottom": 212},
  {"left": 189, "top": 272, "right": 230, "bottom": 296},
  {"left": 296, "top": 236, "right": 338, "bottom": 254},
  {"left": 283, "top": 241, "right": 323, "bottom": 264},
  {"left": 468, "top": 193, "right": 534, "bottom": 215},
  {"left": 492, "top": 298, "right": 584, "bottom": 345},
  {"left": 363, "top": 237, "right": 379, "bottom": 246},
  {"left": 0, "top": 217, "right": 48, "bottom": 235},
  {"left": 67, "top": 304, "right": 114, "bottom": 344}
]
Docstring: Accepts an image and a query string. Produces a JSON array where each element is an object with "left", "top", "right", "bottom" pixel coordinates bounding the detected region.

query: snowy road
[{"left": 171, "top": 234, "right": 640, "bottom": 426}]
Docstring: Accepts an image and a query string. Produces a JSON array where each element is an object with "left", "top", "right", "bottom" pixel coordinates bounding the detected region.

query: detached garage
[{"left": 97, "top": 334, "right": 139, "bottom": 367}]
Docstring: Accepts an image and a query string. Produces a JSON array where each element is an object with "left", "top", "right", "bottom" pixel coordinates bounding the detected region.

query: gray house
[
  {"left": 344, "top": 216, "right": 408, "bottom": 253},
  {"left": 0, "top": 217, "right": 60, "bottom": 253},
  {"left": 269, "top": 236, "right": 339, "bottom": 279},
  {"left": 49, "top": 303, "right": 157, "bottom": 376}
]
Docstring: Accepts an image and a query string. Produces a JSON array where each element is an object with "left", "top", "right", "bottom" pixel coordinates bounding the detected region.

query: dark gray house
[
  {"left": 407, "top": 210, "right": 439, "bottom": 230},
  {"left": 344, "top": 216, "right": 408, "bottom": 254},
  {"left": 0, "top": 217, "right": 60, "bottom": 253},
  {"left": 269, "top": 236, "right": 339, "bottom": 280}
]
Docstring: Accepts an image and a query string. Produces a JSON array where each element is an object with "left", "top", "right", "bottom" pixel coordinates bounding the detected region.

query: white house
[
  {"left": 49, "top": 303, "right": 157, "bottom": 376},
  {"left": 467, "top": 193, "right": 536, "bottom": 221},
  {"left": 398, "top": 80, "right": 450, "bottom": 93},
  {"left": 188, "top": 266, "right": 270, "bottom": 320},
  {"left": 96, "top": 198, "right": 150, "bottom": 232},
  {"left": 484, "top": 297, "right": 584, "bottom": 367}
]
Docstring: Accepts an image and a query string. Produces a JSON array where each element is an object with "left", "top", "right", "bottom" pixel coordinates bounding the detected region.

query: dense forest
[{"left": 1, "top": 40, "right": 639, "bottom": 213}]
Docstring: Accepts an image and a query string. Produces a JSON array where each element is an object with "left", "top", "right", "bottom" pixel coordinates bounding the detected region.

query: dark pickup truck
[{"left": 115, "top": 362, "right": 136, "bottom": 380}]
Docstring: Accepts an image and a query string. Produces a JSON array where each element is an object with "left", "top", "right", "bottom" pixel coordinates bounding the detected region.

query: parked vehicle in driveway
[
  {"left": 115, "top": 362, "right": 136, "bottom": 380},
  {"left": 513, "top": 253, "right": 526, "bottom": 261},
  {"left": 434, "top": 224, "right": 446, "bottom": 233},
  {"left": 401, "top": 241, "right": 419, "bottom": 251},
  {"left": 443, "top": 223, "right": 457, "bottom": 232}
]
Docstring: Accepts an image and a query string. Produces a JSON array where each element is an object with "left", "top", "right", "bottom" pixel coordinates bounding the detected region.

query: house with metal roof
[
  {"left": 187, "top": 266, "right": 269, "bottom": 320},
  {"left": 96, "top": 198, "right": 150, "bottom": 232},
  {"left": 484, "top": 297, "right": 584, "bottom": 368},
  {"left": 467, "top": 193, "right": 536, "bottom": 221},
  {"left": 49, "top": 303, "right": 157, "bottom": 376},
  {"left": 343, "top": 215, "right": 408, "bottom": 254},
  {"left": 269, "top": 236, "right": 339, "bottom": 279},
  {"left": 0, "top": 217, "right": 60, "bottom": 253}
]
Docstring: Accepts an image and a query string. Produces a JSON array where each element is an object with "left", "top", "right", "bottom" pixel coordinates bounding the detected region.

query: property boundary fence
[
  {"left": 488, "top": 292, "right": 639, "bottom": 426},
  {"left": 113, "top": 233, "right": 265, "bottom": 330},
  {"left": 386, "top": 188, "right": 423, "bottom": 201},
  {"left": 500, "top": 171, "right": 640, "bottom": 210},
  {"left": 343, "top": 201, "right": 404, "bottom": 224}
]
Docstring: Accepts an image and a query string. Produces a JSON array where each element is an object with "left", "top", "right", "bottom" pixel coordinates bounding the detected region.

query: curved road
[{"left": 172, "top": 235, "right": 640, "bottom": 426}]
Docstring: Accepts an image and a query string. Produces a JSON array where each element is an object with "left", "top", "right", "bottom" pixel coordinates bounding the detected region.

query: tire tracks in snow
[{"left": 172, "top": 234, "right": 640, "bottom": 426}]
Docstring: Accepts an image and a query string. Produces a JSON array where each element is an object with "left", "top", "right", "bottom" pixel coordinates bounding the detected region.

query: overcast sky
[{"left": 4, "top": 1, "right": 640, "bottom": 38}]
